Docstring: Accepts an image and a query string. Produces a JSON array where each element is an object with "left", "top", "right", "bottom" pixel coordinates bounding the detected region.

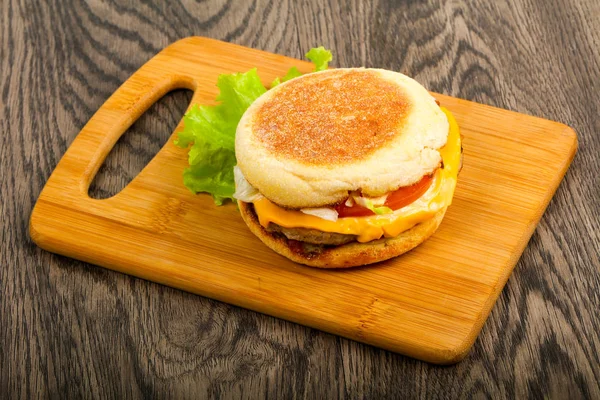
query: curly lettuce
[
  {"left": 175, "top": 47, "right": 333, "bottom": 204},
  {"left": 306, "top": 46, "right": 333, "bottom": 71},
  {"left": 270, "top": 66, "right": 302, "bottom": 88},
  {"left": 174, "top": 69, "right": 266, "bottom": 205}
]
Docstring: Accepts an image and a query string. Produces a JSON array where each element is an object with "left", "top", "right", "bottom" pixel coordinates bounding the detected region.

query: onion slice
[
  {"left": 233, "top": 166, "right": 264, "bottom": 203},
  {"left": 300, "top": 207, "right": 339, "bottom": 222}
]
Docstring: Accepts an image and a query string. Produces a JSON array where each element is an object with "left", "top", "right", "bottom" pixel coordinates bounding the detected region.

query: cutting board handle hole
[{"left": 88, "top": 89, "right": 194, "bottom": 199}]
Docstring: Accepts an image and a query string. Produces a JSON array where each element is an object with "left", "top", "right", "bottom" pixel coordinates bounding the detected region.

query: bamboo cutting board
[{"left": 29, "top": 37, "right": 577, "bottom": 364}]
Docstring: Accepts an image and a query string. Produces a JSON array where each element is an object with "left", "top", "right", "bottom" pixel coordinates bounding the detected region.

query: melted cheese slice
[{"left": 251, "top": 107, "right": 461, "bottom": 243}]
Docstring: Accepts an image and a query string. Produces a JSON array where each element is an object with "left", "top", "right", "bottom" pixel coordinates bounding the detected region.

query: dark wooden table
[{"left": 2, "top": 0, "right": 599, "bottom": 398}]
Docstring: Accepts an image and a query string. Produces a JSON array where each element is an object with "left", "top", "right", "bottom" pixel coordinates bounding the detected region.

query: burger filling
[
  {"left": 235, "top": 107, "right": 461, "bottom": 246},
  {"left": 267, "top": 224, "right": 357, "bottom": 245}
]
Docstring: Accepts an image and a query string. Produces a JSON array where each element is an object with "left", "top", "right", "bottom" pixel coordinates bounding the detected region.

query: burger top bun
[{"left": 235, "top": 68, "right": 449, "bottom": 209}]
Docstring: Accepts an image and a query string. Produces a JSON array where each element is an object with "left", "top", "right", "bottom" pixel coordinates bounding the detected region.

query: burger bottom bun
[{"left": 238, "top": 201, "right": 447, "bottom": 269}]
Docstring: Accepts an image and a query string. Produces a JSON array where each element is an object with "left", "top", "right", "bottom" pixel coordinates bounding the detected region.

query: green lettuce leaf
[
  {"left": 174, "top": 69, "right": 267, "bottom": 205},
  {"left": 270, "top": 66, "right": 302, "bottom": 88},
  {"left": 362, "top": 198, "right": 393, "bottom": 215},
  {"left": 175, "top": 48, "right": 333, "bottom": 204},
  {"left": 306, "top": 47, "right": 333, "bottom": 71}
]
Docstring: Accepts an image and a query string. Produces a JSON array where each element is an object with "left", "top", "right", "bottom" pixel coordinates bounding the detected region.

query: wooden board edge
[
  {"left": 29, "top": 201, "right": 56, "bottom": 253},
  {"left": 440, "top": 123, "right": 578, "bottom": 364},
  {"left": 29, "top": 199, "right": 465, "bottom": 364}
]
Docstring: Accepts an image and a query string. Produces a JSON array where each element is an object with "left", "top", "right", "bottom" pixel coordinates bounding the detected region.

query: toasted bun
[
  {"left": 236, "top": 68, "right": 449, "bottom": 208},
  {"left": 238, "top": 201, "right": 446, "bottom": 268}
]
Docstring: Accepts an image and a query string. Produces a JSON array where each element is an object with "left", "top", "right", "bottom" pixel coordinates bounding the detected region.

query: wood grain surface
[
  {"left": 2, "top": 0, "right": 599, "bottom": 398},
  {"left": 28, "top": 36, "right": 578, "bottom": 365}
]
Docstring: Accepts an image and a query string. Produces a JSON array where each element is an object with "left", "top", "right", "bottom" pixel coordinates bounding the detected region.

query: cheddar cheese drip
[{"left": 252, "top": 107, "right": 461, "bottom": 243}]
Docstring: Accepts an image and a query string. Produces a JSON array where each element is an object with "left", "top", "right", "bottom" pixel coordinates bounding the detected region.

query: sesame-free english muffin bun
[
  {"left": 235, "top": 68, "right": 449, "bottom": 209},
  {"left": 239, "top": 201, "right": 447, "bottom": 268}
]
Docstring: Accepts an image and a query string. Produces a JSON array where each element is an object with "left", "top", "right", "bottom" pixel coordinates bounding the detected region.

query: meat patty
[{"left": 266, "top": 223, "right": 357, "bottom": 245}]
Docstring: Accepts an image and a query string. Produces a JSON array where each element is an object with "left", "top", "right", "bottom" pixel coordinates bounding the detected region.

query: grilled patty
[{"left": 266, "top": 223, "right": 357, "bottom": 245}]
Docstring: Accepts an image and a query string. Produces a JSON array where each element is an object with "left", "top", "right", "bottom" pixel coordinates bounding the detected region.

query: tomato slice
[
  {"left": 384, "top": 174, "right": 434, "bottom": 210},
  {"left": 334, "top": 201, "right": 374, "bottom": 217},
  {"left": 335, "top": 174, "right": 434, "bottom": 218}
]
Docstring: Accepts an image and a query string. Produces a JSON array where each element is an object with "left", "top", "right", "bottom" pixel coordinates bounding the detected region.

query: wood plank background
[{"left": 1, "top": 0, "right": 599, "bottom": 398}]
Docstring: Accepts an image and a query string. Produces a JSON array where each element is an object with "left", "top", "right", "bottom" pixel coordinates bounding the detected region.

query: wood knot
[{"left": 356, "top": 297, "right": 381, "bottom": 340}]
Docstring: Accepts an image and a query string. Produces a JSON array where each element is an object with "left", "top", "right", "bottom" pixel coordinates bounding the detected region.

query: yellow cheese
[{"left": 252, "top": 107, "right": 461, "bottom": 243}]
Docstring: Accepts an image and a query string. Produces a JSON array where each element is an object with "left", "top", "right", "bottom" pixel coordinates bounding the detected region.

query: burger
[{"left": 233, "top": 68, "right": 461, "bottom": 268}]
